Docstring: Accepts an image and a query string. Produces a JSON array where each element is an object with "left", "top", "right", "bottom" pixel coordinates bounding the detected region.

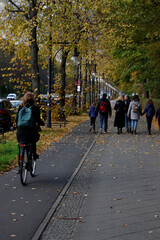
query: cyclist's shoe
[{"left": 17, "top": 168, "right": 20, "bottom": 174}]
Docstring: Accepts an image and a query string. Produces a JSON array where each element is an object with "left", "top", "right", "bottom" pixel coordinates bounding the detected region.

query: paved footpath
[{"left": 40, "top": 115, "right": 160, "bottom": 240}]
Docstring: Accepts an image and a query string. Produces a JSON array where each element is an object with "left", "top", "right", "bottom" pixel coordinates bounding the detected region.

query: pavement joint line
[{"left": 31, "top": 131, "right": 100, "bottom": 240}]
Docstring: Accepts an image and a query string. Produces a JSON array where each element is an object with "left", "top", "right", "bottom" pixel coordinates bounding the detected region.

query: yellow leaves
[
  {"left": 110, "top": 164, "right": 114, "bottom": 167},
  {"left": 11, "top": 212, "right": 16, "bottom": 216},
  {"left": 123, "top": 224, "right": 128, "bottom": 227},
  {"left": 13, "top": 218, "right": 18, "bottom": 222}
]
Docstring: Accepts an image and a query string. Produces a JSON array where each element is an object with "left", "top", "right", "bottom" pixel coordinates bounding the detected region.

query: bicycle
[{"left": 18, "top": 143, "right": 37, "bottom": 185}]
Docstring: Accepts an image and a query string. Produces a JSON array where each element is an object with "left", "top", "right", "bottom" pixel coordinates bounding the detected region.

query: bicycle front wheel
[{"left": 20, "top": 149, "right": 28, "bottom": 185}]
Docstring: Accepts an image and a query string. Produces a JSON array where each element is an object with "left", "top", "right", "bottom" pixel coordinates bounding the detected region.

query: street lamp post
[
  {"left": 46, "top": 14, "right": 52, "bottom": 128},
  {"left": 46, "top": 47, "right": 64, "bottom": 128},
  {"left": 78, "top": 59, "right": 82, "bottom": 109}
]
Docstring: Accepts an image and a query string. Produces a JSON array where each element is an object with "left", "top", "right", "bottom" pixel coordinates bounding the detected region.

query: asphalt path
[{"left": 0, "top": 119, "right": 98, "bottom": 240}]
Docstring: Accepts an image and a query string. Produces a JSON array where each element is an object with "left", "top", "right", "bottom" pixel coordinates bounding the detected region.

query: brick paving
[{"left": 40, "top": 116, "right": 160, "bottom": 240}]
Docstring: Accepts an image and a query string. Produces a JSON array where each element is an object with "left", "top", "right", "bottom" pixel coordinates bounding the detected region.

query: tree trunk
[
  {"left": 29, "top": 0, "right": 39, "bottom": 95},
  {"left": 59, "top": 49, "right": 69, "bottom": 119},
  {"left": 88, "top": 73, "right": 91, "bottom": 107},
  {"left": 141, "top": 79, "right": 149, "bottom": 98}
]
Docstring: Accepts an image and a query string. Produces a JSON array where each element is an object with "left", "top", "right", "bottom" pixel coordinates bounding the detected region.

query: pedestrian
[
  {"left": 141, "top": 99, "right": 155, "bottom": 135},
  {"left": 127, "top": 95, "right": 142, "bottom": 134},
  {"left": 124, "top": 94, "right": 131, "bottom": 133},
  {"left": 114, "top": 95, "right": 126, "bottom": 134},
  {"left": 156, "top": 107, "right": 160, "bottom": 131},
  {"left": 88, "top": 102, "right": 98, "bottom": 133},
  {"left": 16, "top": 92, "right": 44, "bottom": 169},
  {"left": 97, "top": 93, "right": 112, "bottom": 134}
]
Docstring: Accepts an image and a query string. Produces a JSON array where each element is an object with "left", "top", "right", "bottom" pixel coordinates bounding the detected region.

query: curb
[{"left": 31, "top": 132, "right": 100, "bottom": 240}]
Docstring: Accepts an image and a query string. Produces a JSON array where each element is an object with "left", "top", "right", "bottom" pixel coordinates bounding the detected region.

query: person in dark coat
[
  {"left": 124, "top": 94, "right": 131, "bottom": 132},
  {"left": 89, "top": 102, "right": 98, "bottom": 133},
  {"left": 141, "top": 99, "right": 155, "bottom": 135},
  {"left": 114, "top": 95, "right": 125, "bottom": 134},
  {"left": 97, "top": 93, "right": 112, "bottom": 133},
  {"left": 16, "top": 92, "right": 44, "bottom": 160},
  {"left": 156, "top": 107, "right": 160, "bottom": 131}
]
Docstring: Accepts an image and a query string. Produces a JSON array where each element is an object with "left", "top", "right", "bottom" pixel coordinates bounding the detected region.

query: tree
[{"left": 0, "top": 0, "right": 45, "bottom": 94}]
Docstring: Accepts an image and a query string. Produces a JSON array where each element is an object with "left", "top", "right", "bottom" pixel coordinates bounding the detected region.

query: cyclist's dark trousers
[
  {"left": 158, "top": 117, "right": 160, "bottom": 129},
  {"left": 146, "top": 116, "right": 153, "bottom": 134},
  {"left": 90, "top": 117, "right": 96, "bottom": 131},
  {"left": 31, "top": 142, "right": 37, "bottom": 160}
]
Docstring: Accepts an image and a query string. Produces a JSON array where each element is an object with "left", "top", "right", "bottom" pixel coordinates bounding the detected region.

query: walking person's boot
[{"left": 89, "top": 126, "right": 92, "bottom": 132}]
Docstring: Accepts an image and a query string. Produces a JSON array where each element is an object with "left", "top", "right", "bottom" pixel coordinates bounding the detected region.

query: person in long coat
[
  {"left": 124, "top": 94, "right": 131, "bottom": 132},
  {"left": 114, "top": 95, "right": 125, "bottom": 134}
]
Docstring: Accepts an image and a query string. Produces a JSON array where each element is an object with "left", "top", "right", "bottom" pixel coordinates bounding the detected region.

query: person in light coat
[{"left": 127, "top": 95, "right": 142, "bottom": 134}]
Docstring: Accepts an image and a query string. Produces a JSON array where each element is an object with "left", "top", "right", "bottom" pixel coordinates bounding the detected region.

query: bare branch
[
  {"left": 7, "top": 0, "right": 29, "bottom": 20},
  {"left": 7, "top": 9, "right": 21, "bottom": 13},
  {"left": 8, "top": 0, "right": 24, "bottom": 12}
]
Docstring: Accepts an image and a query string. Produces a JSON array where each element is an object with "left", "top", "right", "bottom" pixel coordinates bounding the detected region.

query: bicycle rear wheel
[{"left": 20, "top": 149, "right": 28, "bottom": 185}]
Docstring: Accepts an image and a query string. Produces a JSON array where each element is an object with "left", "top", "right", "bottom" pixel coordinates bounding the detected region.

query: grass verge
[{"left": 0, "top": 114, "right": 89, "bottom": 174}]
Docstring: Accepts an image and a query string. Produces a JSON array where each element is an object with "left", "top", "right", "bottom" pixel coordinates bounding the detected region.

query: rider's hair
[{"left": 22, "top": 92, "right": 35, "bottom": 106}]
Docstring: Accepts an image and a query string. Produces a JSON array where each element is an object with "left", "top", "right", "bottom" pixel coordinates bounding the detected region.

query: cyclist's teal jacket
[{"left": 16, "top": 104, "right": 44, "bottom": 143}]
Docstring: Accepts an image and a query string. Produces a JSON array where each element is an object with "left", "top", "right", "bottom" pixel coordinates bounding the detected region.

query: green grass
[
  {"left": 0, "top": 113, "right": 88, "bottom": 172},
  {"left": 0, "top": 140, "right": 18, "bottom": 172}
]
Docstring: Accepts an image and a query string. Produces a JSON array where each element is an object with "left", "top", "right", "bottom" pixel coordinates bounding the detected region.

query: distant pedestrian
[
  {"left": 114, "top": 95, "right": 126, "bottom": 134},
  {"left": 89, "top": 102, "right": 98, "bottom": 133},
  {"left": 156, "top": 107, "right": 160, "bottom": 131},
  {"left": 127, "top": 95, "right": 142, "bottom": 134},
  {"left": 97, "top": 93, "right": 112, "bottom": 133},
  {"left": 142, "top": 99, "right": 155, "bottom": 135},
  {"left": 124, "top": 94, "right": 131, "bottom": 133}
]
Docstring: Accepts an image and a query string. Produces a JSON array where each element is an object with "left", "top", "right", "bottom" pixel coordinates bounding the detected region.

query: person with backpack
[
  {"left": 88, "top": 102, "right": 98, "bottom": 133},
  {"left": 97, "top": 93, "right": 112, "bottom": 133},
  {"left": 114, "top": 95, "right": 126, "bottom": 134},
  {"left": 141, "top": 99, "right": 155, "bottom": 135},
  {"left": 127, "top": 95, "right": 142, "bottom": 134},
  {"left": 16, "top": 92, "right": 44, "bottom": 162},
  {"left": 156, "top": 107, "right": 160, "bottom": 131}
]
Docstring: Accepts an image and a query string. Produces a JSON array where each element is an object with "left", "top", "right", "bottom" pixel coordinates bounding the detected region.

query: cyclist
[{"left": 16, "top": 92, "right": 44, "bottom": 172}]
